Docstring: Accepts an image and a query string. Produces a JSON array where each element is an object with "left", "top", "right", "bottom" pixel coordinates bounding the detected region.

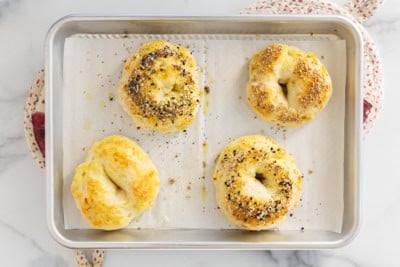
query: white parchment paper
[{"left": 62, "top": 34, "right": 346, "bottom": 232}]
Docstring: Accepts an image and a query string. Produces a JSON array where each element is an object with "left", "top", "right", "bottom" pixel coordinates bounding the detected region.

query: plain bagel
[
  {"left": 213, "top": 135, "right": 303, "bottom": 230},
  {"left": 71, "top": 135, "right": 160, "bottom": 230},
  {"left": 246, "top": 43, "right": 332, "bottom": 127}
]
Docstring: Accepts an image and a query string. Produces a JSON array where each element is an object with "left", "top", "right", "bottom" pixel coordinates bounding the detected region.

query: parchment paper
[{"left": 63, "top": 34, "right": 346, "bottom": 232}]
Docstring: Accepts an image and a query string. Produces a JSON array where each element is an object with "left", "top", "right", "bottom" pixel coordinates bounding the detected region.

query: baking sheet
[{"left": 62, "top": 34, "right": 346, "bottom": 232}]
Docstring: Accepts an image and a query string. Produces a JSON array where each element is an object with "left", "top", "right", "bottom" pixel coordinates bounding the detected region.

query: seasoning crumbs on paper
[
  {"left": 202, "top": 141, "right": 208, "bottom": 155},
  {"left": 108, "top": 93, "right": 115, "bottom": 101}
]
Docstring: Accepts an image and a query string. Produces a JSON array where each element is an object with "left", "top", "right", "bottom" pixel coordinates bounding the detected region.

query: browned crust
[
  {"left": 246, "top": 44, "right": 332, "bottom": 127},
  {"left": 71, "top": 135, "right": 160, "bottom": 230},
  {"left": 118, "top": 40, "right": 201, "bottom": 133},
  {"left": 213, "top": 135, "right": 303, "bottom": 230}
]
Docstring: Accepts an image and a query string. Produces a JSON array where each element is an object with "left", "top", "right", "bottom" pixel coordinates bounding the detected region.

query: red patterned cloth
[{"left": 24, "top": 69, "right": 45, "bottom": 169}]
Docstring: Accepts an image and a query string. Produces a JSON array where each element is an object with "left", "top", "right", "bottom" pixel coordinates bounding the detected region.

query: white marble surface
[{"left": 0, "top": 0, "right": 399, "bottom": 266}]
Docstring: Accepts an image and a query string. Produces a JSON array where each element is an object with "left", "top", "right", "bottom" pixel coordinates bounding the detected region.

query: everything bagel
[
  {"left": 118, "top": 40, "right": 201, "bottom": 133},
  {"left": 246, "top": 44, "right": 332, "bottom": 127},
  {"left": 71, "top": 135, "right": 160, "bottom": 230},
  {"left": 213, "top": 135, "right": 303, "bottom": 230}
]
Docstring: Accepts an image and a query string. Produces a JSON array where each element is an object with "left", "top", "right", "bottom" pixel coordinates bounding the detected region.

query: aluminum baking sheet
[{"left": 46, "top": 15, "right": 362, "bottom": 249}]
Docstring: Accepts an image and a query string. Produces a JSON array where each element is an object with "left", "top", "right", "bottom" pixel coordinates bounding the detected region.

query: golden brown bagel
[
  {"left": 246, "top": 44, "right": 332, "bottom": 127},
  {"left": 118, "top": 40, "right": 201, "bottom": 133},
  {"left": 71, "top": 135, "right": 159, "bottom": 230},
  {"left": 213, "top": 135, "right": 303, "bottom": 230}
]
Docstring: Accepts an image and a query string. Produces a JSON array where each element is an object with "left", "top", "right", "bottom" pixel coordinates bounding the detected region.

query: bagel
[
  {"left": 213, "top": 135, "right": 302, "bottom": 230},
  {"left": 246, "top": 44, "right": 332, "bottom": 127},
  {"left": 118, "top": 40, "right": 201, "bottom": 133},
  {"left": 71, "top": 135, "right": 159, "bottom": 230}
]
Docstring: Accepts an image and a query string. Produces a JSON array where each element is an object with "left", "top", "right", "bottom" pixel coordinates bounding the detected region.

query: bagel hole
[
  {"left": 108, "top": 177, "right": 123, "bottom": 192},
  {"left": 278, "top": 81, "right": 288, "bottom": 99},
  {"left": 255, "top": 173, "right": 266, "bottom": 184},
  {"left": 103, "top": 169, "right": 124, "bottom": 192}
]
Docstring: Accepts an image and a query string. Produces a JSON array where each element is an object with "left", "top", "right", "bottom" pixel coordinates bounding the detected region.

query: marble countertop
[{"left": 0, "top": 0, "right": 398, "bottom": 266}]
